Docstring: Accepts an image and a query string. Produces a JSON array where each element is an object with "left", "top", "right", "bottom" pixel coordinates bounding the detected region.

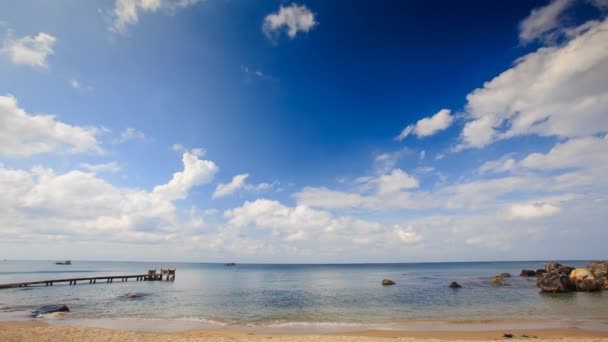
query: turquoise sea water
[{"left": 0, "top": 260, "right": 606, "bottom": 326}]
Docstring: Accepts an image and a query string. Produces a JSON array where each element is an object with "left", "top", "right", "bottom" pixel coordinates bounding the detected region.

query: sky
[{"left": 0, "top": 0, "right": 607, "bottom": 263}]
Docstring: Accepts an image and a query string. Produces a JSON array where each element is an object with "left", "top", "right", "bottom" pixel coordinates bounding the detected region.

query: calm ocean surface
[{"left": 0, "top": 260, "right": 606, "bottom": 325}]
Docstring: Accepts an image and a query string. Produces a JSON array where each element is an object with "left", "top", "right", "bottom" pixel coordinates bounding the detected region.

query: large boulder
[
  {"left": 449, "top": 281, "right": 462, "bottom": 288},
  {"left": 31, "top": 304, "right": 69, "bottom": 317},
  {"left": 537, "top": 272, "right": 575, "bottom": 293},
  {"left": 382, "top": 279, "right": 396, "bottom": 286},
  {"left": 500, "top": 273, "right": 511, "bottom": 278},
  {"left": 557, "top": 265, "right": 575, "bottom": 275},
  {"left": 535, "top": 269, "right": 546, "bottom": 276},
  {"left": 587, "top": 261, "right": 608, "bottom": 279},
  {"left": 570, "top": 269, "right": 601, "bottom": 292},
  {"left": 545, "top": 262, "right": 562, "bottom": 273},
  {"left": 520, "top": 269, "right": 536, "bottom": 277}
]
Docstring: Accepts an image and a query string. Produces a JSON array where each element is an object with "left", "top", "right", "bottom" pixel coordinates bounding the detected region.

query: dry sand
[{"left": 2, "top": 321, "right": 608, "bottom": 342}]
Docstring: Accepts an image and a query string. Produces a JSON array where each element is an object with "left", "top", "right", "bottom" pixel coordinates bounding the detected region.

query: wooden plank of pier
[{"left": 0, "top": 269, "right": 176, "bottom": 289}]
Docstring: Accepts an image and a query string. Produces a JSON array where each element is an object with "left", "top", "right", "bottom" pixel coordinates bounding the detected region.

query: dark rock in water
[
  {"left": 570, "top": 269, "right": 602, "bottom": 292},
  {"left": 31, "top": 304, "right": 69, "bottom": 317},
  {"left": 536, "top": 272, "right": 575, "bottom": 293},
  {"left": 558, "top": 265, "right": 574, "bottom": 273},
  {"left": 381, "top": 279, "right": 396, "bottom": 286},
  {"left": 578, "top": 278, "right": 602, "bottom": 292},
  {"left": 587, "top": 261, "right": 608, "bottom": 279},
  {"left": 520, "top": 269, "right": 536, "bottom": 277},
  {"left": 123, "top": 293, "right": 140, "bottom": 299},
  {"left": 449, "top": 281, "right": 462, "bottom": 288},
  {"left": 503, "top": 333, "right": 513, "bottom": 338},
  {"left": 500, "top": 273, "right": 511, "bottom": 278},
  {"left": 545, "top": 262, "right": 562, "bottom": 273},
  {"left": 535, "top": 269, "right": 546, "bottom": 276}
]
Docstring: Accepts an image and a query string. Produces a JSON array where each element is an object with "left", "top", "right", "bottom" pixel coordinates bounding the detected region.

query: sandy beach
[{"left": 2, "top": 321, "right": 608, "bottom": 342}]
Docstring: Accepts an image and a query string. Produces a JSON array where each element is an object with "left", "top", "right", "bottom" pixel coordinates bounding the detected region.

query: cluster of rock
[{"left": 536, "top": 261, "right": 608, "bottom": 293}]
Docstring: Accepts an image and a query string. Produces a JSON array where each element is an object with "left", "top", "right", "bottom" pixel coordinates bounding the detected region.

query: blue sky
[{"left": 1, "top": 0, "right": 607, "bottom": 262}]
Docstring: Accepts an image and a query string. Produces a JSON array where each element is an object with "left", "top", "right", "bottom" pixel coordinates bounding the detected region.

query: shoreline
[{"left": 2, "top": 321, "right": 608, "bottom": 341}]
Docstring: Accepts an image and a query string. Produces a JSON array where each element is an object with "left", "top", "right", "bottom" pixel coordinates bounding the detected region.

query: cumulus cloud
[
  {"left": 0, "top": 152, "right": 217, "bottom": 247},
  {"left": 110, "top": 0, "right": 202, "bottom": 33},
  {"left": 171, "top": 143, "right": 205, "bottom": 157},
  {"left": 459, "top": 18, "right": 608, "bottom": 149},
  {"left": 0, "top": 94, "right": 101, "bottom": 157},
  {"left": 153, "top": 152, "right": 218, "bottom": 201},
  {"left": 395, "top": 109, "right": 453, "bottom": 141},
  {"left": 263, "top": 3, "right": 316, "bottom": 41},
  {"left": 519, "top": 0, "right": 574, "bottom": 44},
  {"left": 1, "top": 31, "right": 56, "bottom": 68}
]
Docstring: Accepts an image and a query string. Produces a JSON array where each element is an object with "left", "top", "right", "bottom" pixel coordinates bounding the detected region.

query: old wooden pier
[{"left": 0, "top": 269, "right": 175, "bottom": 289}]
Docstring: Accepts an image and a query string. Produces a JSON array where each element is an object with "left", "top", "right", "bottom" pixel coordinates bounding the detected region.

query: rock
[
  {"left": 570, "top": 269, "right": 601, "bottom": 291},
  {"left": 382, "top": 279, "right": 396, "bottom": 286},
  {"left": 536, "top": 272, "right": 575, "bottom": 293},
  {"left": 123, "top": 293, "right": 141, "bottom": 299},
  {"left": 579, "top": 278, "right": 602, "bottom": 292},
  {"left": 535, "top": 269, "right": 546, "bottom": 276},
  {"left": 557, "top": 265, "right": 575, "bottom": 275},
  {"left": 500, "top": 273, "right": 511, "bottom": 278},
  {"left": 520, "top": 269, "right": 536, "bottom": 277},
  {"left": 587, "top": 261, "right": 608, "bottom": 279},
  {"left": 545, "top": 262, "right": 562, "bottom": 273},
  {"left": 449, "top": 282, "right": 462, "bottom": 288},
  {"left": 491, "top": 276, "right": 503, "bottom": 286},
  {"left": 31, "top": 304, "right": 69, "bottom": 317}
]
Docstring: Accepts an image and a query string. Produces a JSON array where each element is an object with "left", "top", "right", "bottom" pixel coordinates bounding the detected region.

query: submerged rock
[
  {"left": 31, "top": 304, "right": 69, "bottom": 317},
  {"left": 123, "top": 293, "right": 143, "bottom": 299},
  {"left": 520, "top": 269, "right": 536, "bottom": 277},
  {"left": 500, "top": 273, "right": 511, "bottom": 278},
  {"left": 491, "top": 276, "right": 503, "bottom": 286},
  {"left": 381, "top": 279, "right": 396, "bottom": 286},
  {"left": 449, "top": 281, "right": 462, "bottom": 288}
]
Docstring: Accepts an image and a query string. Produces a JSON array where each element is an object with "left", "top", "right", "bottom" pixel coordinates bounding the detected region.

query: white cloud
[
  {"left": 1, "top": 32, "right": 56, "bottom": 68},
  {"left": 153, "top": 152, "right": 218, "bottom": 201},
  {"left": 80, "top": 162, "right": 121, "bottom": 174},
  {"left": 263, "top": 3, "right": 316, "bottom": 41},
  {"left": 519, "top": 0, "right": 574, "bottom": 44},
  {"left": 118, "top": 127, "right": 145, "bottom": 142},
  {"left": 459, "top": 18, "right": 608, "bottom": 149},
  {"left": 0, "top": 94, "right": 101, "bottom": 157},
  {"left": 110, "top": 0, "right": 202, "bottom": 33},
  {"left": 171, "top": 144, "right": 205, "bottom": 157},
  {"left": 0, "top": 151, "right": 217, "bottom": 249},
  {"left": 213, "top": 173, "right": 249, "bottom": 198},
  {"left": 213, "top": 173, "right": 278, "bottom": 198},
  {"left": 68, "top": 79, "right": 94, "bottom": 92},
  {"left": 374, "top": 169, "right": 419, "bottom": 194},
  {"left": 394, "top": 225, "right": 422, "bottom": 244},
  {"left": 508, "top": 202, "right": 562, "bottom": 219},
  {"left": 395, "top": 109, "right": 453, "bottom": 141}
]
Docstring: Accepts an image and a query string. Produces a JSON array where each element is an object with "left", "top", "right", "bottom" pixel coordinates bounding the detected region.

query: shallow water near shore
[{"left": 0, "top": 260, "right": 607, "bottom": 329}]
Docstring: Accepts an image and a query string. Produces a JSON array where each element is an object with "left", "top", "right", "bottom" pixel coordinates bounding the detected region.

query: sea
[{"left": 0, "top": 260, "right": 607, "bottom": 331}]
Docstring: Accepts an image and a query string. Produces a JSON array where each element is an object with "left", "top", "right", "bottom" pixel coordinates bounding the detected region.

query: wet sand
[{"left": 2, "top": 321, "right": 608, "bottom": 341}]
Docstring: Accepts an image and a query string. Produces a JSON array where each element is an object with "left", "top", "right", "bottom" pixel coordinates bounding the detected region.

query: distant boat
[
  {"left": 225, "top": 262, "right": 236, "bottom": 266},
  {"left": 55, "top": 260, "right": 72, "bottom": 265}
]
